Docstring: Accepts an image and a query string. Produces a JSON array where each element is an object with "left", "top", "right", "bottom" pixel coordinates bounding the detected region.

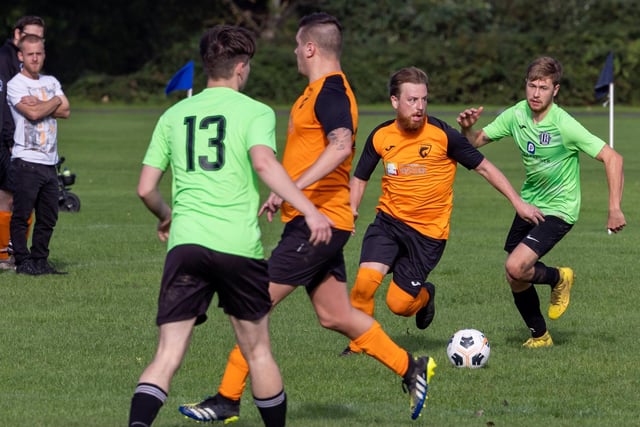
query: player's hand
[
  {"left": 258, "top": 192, "right": 283, "bottom": 222},
  {"left": 305, "top": 211, "right": 334, "bottom": 246},
  {"left": 157, "top": 216, "right": 171, "bottom": 242},
  {"left": 516, "top": 201, "right": 545, "bottom": 225},
  {"left": 456, "top": 106, "right": 484, "bottom": 130},
  {"left": 351, "top": 209, "right": 359, "bottom": 235},
  {"left": 607, "top": 209, "right": 626, "bottom": 233}
]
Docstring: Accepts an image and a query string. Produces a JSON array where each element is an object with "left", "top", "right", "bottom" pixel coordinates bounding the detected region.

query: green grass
[{"left": 0, "top": 105, "right": 638, "bottom": 427}]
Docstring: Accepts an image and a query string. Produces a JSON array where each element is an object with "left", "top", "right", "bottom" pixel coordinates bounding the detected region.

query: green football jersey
[
  {"left": 483, "top": 100, "right": 605, "bottom": 224},
  {"left": 143, "top": 87, "right": 277, "bottom": 258}
]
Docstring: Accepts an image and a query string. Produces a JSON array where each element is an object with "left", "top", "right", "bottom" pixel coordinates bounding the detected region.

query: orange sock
[
  {"left": 26, "top": 211, "right": 33, "bottom": 240},
  {"left": 386, "top": 281, "right": 429, "bottom": 317},
  {"left": 352, "top": 320, "right": 410, "bottom": 377},
  {"left": 218, "top": 344, "right": 249, "bottom": 401},
  {"left": 349, "top": 268, "right": 384, "bottom": 352},
  {"left": 350, "top": 267, "right": 384, "bottom": 316},
  {"left": 0, "top": 211, "right": 10, "bottom": 261}
]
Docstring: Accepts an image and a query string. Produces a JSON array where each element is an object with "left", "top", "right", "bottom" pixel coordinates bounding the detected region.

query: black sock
[
  {"left": 128, "top": 383, "right": 167, "bottom": 427},
  {"left": 530, "top": 262, "right": 560, "bottom": 286},
  {"left": 513, "top": 286, "right": 547, "bottom": 338},
  {"left": 254, "top": 390, "right": 287, "bottom": 427}
]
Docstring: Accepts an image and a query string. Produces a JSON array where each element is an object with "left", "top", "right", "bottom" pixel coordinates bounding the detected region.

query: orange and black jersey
[
  {"left": 354, "top": 115, "right": 484, "bottom": 240},
  {"left": 281, "top": 72, "right": 357, "bottom": 232}
]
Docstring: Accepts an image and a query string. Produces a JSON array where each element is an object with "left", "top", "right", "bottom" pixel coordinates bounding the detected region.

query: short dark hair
[
  {"left": 14, "top": 15, "right": 45, "bottom": 33},
  {"left": 526, "top": 56, "right": 563, "bottom": 86},
  {"left": 388, "top": 66, "right": 429, "bottom": 98},
  {"left": 199, "top": 25, "right": 256, "bottom": 79},
  {"left": 298, "top": 12, "right": 343, "bottom": 56}
]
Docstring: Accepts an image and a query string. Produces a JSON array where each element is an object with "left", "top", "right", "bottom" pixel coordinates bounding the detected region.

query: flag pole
[
  {"left": 607, "top": 82, "right": 614, "bottom": 235},
  {"left": 608, "top": 82, "right": 614, "bottom": 148}
]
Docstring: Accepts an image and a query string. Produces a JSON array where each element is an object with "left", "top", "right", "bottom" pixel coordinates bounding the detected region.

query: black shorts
[
  {"left": 0, "top": 145, "right": 11, "bottom": 192},
  {"left": 504, "top": 214, "right": 573, "bottom": 257},
  {"left": 360, "top": 211, "right": 446, "bottom": 298},
  {"left": 156, "top": 244, "right": 272, "bottom": 326},
  {"left": 268, "top": 216, "right": 351, "bottom": 290}
]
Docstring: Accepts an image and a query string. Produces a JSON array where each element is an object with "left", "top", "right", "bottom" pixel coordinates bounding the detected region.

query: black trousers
[{"left": 9, "top": 158, "right": 59, "bottom": 264}]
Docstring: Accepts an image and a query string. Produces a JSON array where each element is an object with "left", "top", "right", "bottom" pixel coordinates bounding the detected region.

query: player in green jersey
[
  {"left": 457, "top": 56, "right": 625, "bottom": 348},
  {"left": 127, "top": 25, "right": 332, "bottom": 427}
]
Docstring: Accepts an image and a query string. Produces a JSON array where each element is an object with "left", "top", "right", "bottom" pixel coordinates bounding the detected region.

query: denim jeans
[{"left": 9, "top": 158, "right": 59, "bottom": 264}]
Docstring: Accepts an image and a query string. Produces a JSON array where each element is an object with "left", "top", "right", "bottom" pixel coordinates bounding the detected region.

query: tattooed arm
[{"left": 293, "top": 126, "right": 353, "bottom": 190}]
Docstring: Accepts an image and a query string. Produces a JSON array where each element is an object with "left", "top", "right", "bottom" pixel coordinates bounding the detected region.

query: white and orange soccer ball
[{"left": 446, "top": 328, "right": 490, "bottom": 368}]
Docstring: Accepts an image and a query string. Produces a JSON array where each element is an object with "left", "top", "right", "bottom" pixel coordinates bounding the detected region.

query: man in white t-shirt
[{"left": 7, "top": 34, "right": 70, "bottom": 275}]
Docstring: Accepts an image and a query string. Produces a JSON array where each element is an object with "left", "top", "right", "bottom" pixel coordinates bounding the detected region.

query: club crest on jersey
[
  {"left": 539, "top": 132, "right": 551, "bottom": 145},
  {"left": 419, "top": 144, "right": 432, "bottom": 158},
  {"left": 527, "top": 141, "right": 536, "bottom": 154}
]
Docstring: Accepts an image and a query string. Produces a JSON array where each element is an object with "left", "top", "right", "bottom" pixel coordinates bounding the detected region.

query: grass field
[{"left": 0, "top": 104, "right": 638, "bottom": 427}]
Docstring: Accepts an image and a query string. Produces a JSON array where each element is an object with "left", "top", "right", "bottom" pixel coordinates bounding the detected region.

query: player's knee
[
  {"left": 242, "top": 346, "right": 272, "bottom": 366},
  {"left": 385, "top": 293, "right": 414, "bottom": 317},
  {"left": 505, "top": 259, "right": 526, "bottom": 282}
]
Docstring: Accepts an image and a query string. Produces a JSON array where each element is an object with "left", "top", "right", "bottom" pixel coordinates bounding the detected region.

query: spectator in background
[
  {"left": 7, "top": 34, "right": 69, "bottom": 275},
  {"left": 0, "top": 15, "right": 45, "bottom": 270}
]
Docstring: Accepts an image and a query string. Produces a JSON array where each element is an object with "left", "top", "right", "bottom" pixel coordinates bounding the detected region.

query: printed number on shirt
[{"left": 184, "top": 115, "right": 226, "bottom": 172}]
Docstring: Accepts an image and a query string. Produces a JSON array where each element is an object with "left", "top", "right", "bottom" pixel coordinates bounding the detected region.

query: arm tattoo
[{"left": 327, "top": 127, "right": 352, "bottom": 150}]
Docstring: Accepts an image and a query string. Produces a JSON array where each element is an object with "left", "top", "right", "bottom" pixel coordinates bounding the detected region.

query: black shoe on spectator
[
  {"left": 16, "top": 258, "right": 42, "bottom": 275},
  {"left": 35, "top": 258, "right": 68, "bottom": 275}
]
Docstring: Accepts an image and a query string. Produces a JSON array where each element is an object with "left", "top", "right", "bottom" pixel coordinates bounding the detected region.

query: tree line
[{"left": 3, "top": 0, "right": 639, "bottom": 106}]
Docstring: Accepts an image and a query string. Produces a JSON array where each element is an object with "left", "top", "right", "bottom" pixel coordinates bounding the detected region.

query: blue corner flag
[
  {"left": 594, "top": 51, "right": 614, "bottom": 100},
  {"left": 165, "top": 61, "right": 194, "bottom": 95}
]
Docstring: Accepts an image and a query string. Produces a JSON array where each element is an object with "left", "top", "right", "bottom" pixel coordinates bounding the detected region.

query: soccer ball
[{"left": 446, "top": 328, "right": 490, "bottom": 368}]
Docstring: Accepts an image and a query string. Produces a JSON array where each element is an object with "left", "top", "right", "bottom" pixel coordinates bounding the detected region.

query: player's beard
[
  {"left": 527, "top": 97, "right": 552, "bottom": 114},
  {"left": 397, "top": 112, "right": 425, "bottom": 133}
]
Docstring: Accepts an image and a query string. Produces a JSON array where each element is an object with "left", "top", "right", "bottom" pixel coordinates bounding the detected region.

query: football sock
[
  {"left": 0, "top": 211, "right": 10, "bottom": 260},
  {"left": 513, "top": 286, "right": 547, "bottom": 338},
  {"left": 350, "top": 267, "right": 384, "bottom": 316},
  {"left": 128, "top": 383, "right": 167, "bottom": 427},
  {"left": 352, "top": 320, "right": 410, "bottom": 377},
  {"left": 349, "top": 268, "right": 384, "bottom": 352},
  {"left": 386, "top": 280, "right": 428, "bottom": 317},
  {"left": 218, "top": 344, "right": 249, "bottom": 401},
  {"left": 254, "top": 390, "right": 286, "bottom": 427},
  {"left": 531, "top": 262, "right": 560, "bottom": 286}
]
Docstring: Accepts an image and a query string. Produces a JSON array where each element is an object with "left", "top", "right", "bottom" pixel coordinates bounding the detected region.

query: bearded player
[{"left": 342, "top": 66, "right": 544, "bottom": 355}]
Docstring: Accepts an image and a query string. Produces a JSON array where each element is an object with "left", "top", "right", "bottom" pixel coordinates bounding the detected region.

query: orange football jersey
[
  {"left": 354, "top": 116, "right": 483, "bottom": 239},
  {"left": 280, "top": 72, "right": 358, "bottom": 232}
]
